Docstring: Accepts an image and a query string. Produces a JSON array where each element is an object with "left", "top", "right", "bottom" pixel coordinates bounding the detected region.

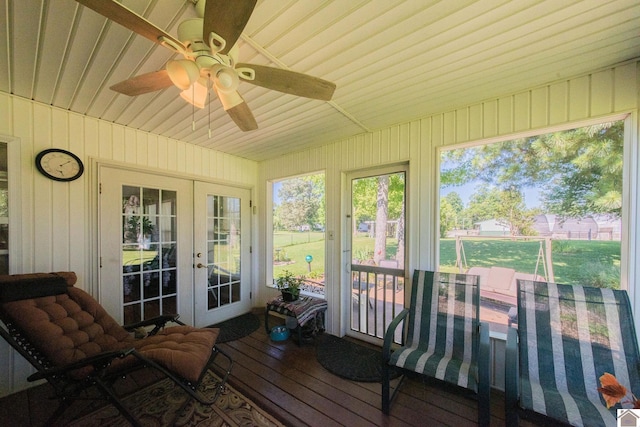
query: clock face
[{"left": 35, "top": 149, "right": 84, "bottom": 182}]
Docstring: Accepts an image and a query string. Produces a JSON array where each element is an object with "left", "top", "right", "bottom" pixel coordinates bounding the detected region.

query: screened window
[{"left": 439, "top": 120, "right": 624, "bottom": 333}]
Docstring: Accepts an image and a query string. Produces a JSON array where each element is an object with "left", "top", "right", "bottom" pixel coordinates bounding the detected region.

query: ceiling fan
[{"left": 75, "top": 0, "right": 336, "bottom": 131}]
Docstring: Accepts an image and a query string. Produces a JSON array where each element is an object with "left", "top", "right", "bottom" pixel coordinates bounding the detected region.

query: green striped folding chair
[
  {"left": 505, "top": 280, "right": 640, "bottom": 427},
  {"left": 382, "top": 270, "right": 490, "bottom": 426}
]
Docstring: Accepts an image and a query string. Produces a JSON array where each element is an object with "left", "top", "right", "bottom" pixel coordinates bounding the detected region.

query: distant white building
[{"left": 475, "top": 219, "right": 510, "bottom": 236}]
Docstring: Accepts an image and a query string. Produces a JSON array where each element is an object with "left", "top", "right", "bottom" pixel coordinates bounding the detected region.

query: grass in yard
[
  {"left": 271, "top": 233, "right": 621, "bottom": 289},
  {"left": 439, "top": 238, "right": 620, "bottom": 288}
]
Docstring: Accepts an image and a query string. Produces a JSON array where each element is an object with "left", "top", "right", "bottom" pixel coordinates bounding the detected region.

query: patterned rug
[
  {"left": 69, "top": 369, "right": 283, "bottom": 427},
  {"left": 208, "top": 312, "right": 261, "bottom": 343},
  {"left": 316, "top": 334, "right": 400, "bottom": 382}
]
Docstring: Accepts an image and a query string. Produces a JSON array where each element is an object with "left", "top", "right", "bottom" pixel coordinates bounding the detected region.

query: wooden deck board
[{"left": 0, "top": 309, "right": 566, "bottom": 427}]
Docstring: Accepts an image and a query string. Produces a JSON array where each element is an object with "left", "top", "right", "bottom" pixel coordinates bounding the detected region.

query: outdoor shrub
[
  {"left": 552, "top": 240, "right": 580, "bottom": 254},
  {"left": 576, "top": 261, "right": 620, "bottom": 289}
]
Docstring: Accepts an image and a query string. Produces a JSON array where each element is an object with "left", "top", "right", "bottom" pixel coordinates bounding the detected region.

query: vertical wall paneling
[
  {"left": 123, "top": 128, "right": 137, "bottom": 164},
  {"left": 431, "top": 114, "right": 443, "bottom": 147},
  {"left": 176, "top": 140, "right": 187, "bottom": 174},
  {"left": 549, "top": 81, "right": 569, "bottom": 124},
  {"left": 0, "top": 94, "right": 258, "bottom": 398},
  {"left": 0, "top": 62, "right": 637, "bottom": 398},
  {"left": 531, "top": 87, "right": 549, "bottom": 129},
  {"left": 166, "top": 135, "right": 178, "bottom": 172},
  {"left": 68, "top": 114, "right": 88, "bottom": 280},
  {"left": 370, "top": 132, "right": 381, "bottom": 166},
  {"left": 33, "top": 103, "right": 53, "bottom": 272},
  {"left": 353, "top": 134, "right": 365, "bottom": 168},
  {"left": 514, "top": 92, "right": 530, "bottom": 132},
  {"left": 136, "top": 132, "right": 149, "bottom": 168},
  {"left": 0, "top": 94, "right": 12, "bottom": 135},
  {"left": 185, "top": 141, "right": 196, "bottom": 175},
  {"left": 52, "top": 108, "right": 71, "bottom": 271},
  {"left": 147, "top": 134, "right": 159, "bottom": 169},
  {"left": 157, "top": 136, "right": 168, "bottom": 170},
  {"left": 569, "top": 75, "right": 590, "bottom": 121},
  {"left": 98, "top": 121, "right": 113, "bottom": 161},
  {"left": 614, "top": 63, "right": 636, "bottom": 111},
  {"left": 256, "top": 62, "right": 639, "bottom": 341},
  {"left": 591, "top": 70, "right": 613, "bottom": 116},
  {"left": 469, "top": 104, "right": 482, "bottom": 141},
  {"left": 483, "top": 100, "right": 498, "bottom": 137},
  {"left": 456, "top": 108, "right": 468, "bottom": 143},
  {"left": 111, "top": 125, "right": 125, "bottom": 163},
  {"left": 398, "top": 124, "right": 410, "bottom": 160},
  {"left": 443, "top": 112, "right": 455, "bottom": 145},
  {"left": 498, "top": 96, "right": 514, "bottom": 135}
]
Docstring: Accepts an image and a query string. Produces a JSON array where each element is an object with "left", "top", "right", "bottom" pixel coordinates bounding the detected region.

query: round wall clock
[{"left": 35, "top": 149, "right": 84, "bottom": 182}]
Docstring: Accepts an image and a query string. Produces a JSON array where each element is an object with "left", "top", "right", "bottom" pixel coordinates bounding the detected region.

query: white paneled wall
[
  {"left": 0, "top": 61, "right": 638, "bottom": 396},
  {"left": 0, "top": 93, "right": 258, "bottom": 396},
  {"left": 257, "top": 62, "right": 639, "bottom": 342}
]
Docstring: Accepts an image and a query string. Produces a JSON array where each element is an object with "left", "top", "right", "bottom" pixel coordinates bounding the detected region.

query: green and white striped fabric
[
  {"left": 389, "top": 270, "right": 480, "bottom": 391},
  {"left": 516, "top": 280, "right": 640, "bottom": 427}
]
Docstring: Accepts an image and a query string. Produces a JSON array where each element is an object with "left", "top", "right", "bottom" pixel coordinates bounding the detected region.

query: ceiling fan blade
[
  {"left": 226, "top": 101, "right": 258, "bottom": 132},
  {"left": 110, "top": 70, "right": 174, "bottom": 96},
  {"left": 236, "top": 63, "right": 336, "bottom": 101},
  {"left": 75, "top": 0, "right": 184, "bottom": 50},
  {"left": 203, "top": 0, "right": 257, "bottom": 55}
]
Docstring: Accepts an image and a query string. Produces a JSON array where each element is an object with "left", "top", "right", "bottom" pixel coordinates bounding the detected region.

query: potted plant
[{"left": 275, "top": 270, "right": 304, "bottom": 302}]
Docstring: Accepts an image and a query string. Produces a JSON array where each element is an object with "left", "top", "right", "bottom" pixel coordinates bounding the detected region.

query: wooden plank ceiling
[{"left": 1, "top": 0, "right": 639, "bottom": 161}]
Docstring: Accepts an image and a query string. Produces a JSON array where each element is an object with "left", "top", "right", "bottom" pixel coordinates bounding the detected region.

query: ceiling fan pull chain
[{"left": 208, "top": 74, "right": 212, "bottom": 139}]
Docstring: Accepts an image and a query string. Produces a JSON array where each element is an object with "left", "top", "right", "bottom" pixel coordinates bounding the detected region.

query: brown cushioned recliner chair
[{"left": 0, "top": 272, "right": 233, "bottom": 426}]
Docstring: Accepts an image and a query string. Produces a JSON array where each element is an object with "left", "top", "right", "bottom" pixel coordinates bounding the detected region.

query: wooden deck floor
[{"left": 0, "top": 309, "right": 564, "bottom": 426}]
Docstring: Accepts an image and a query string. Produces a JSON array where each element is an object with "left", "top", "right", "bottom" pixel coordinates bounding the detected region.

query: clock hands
[{"left": 56, "top": 160, "right": 73, "bottom": 176}]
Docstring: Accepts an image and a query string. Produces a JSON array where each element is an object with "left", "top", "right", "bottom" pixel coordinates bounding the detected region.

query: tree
[
  {"left": 440, "top": 198, "right": 457, "bottom": 238},
  {"left": 351, "top": 172, "right": 405, "bottom": 265},
  {"left": 274, "top": 175, "right": 325, "bottom": 231},
  {"left": 464, "top": 187, "right": 538, "bottom": 236},
  {"left": 373, "top": 175, "right": 389, "bottom": 265},
  {"left": 441, "top": 121, "right": 624, "bottom": 219}
]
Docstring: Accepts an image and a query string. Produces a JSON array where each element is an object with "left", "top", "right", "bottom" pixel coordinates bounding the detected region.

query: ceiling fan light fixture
[
  {"left": 211, "top": 65, "right": 239, "bottom": 93},
  {"left": 180, "top": 77, "right": 208, "bottom": 108},
  {"left": 167, "top": 59, "right": 200, "bottom": 90}
]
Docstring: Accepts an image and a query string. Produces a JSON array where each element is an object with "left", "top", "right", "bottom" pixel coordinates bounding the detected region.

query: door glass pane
[
  {"left": 207, "top": 195, "right": 241, "bottom": 310},
  {"left": 122, "top": 186, "right": 177, "bottom": 324},
  {"left": 350, "top": 172, "right": 406, "bottom": 339}
]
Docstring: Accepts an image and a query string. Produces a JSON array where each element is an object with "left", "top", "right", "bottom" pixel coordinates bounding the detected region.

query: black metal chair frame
[
  {"left": 382, "top": 270, "right": 491, "bottom": 427},
  {"left": 0, "top": 299, "right": 233, "bottom": 427}
]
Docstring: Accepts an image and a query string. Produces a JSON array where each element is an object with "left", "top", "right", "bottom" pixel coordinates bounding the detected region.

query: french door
[
  {"left": 99, "top": 167, "right": 251, "bottom": 326},
  {"left": 346, "top": 166, "right": 407, "bottom": 342},
  {"left": 193, "top": 181, "right": 251, "bottom": 326}
]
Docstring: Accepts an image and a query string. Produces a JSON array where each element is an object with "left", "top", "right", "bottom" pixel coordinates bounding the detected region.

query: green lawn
[
  {"left": 439, "top": 238, "right": 620, "bottom": 288},
  {"left": 272, "top": 232, "right": 621, "bottom": 289}
]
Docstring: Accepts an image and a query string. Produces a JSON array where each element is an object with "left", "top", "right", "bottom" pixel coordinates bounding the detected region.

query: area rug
[
  {"left": 69, "top": 369, "right": 283, "bottom": 427},
  {"left": 316, "top": 334, "right": 400, "bottom": 382},
  {"left": 207, "top": 312, "right": 260, "bottom": 343}
]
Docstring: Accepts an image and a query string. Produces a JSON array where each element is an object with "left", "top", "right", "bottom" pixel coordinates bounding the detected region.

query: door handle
[{"left": 196, "top": 263, "right": 206, "bottom": 269}]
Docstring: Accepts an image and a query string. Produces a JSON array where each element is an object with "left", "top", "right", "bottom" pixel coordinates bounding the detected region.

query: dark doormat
[
  {"left": 207, "top": 312, "right": 260, "bottom": 343},
  {"left": 316, "top": 334, "right": 400, "bottom": 382}
]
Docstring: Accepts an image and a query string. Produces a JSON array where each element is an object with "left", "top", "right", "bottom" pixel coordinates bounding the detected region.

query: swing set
[{"left": 455, "top": 235, "right": 554, "bottom": 283}]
